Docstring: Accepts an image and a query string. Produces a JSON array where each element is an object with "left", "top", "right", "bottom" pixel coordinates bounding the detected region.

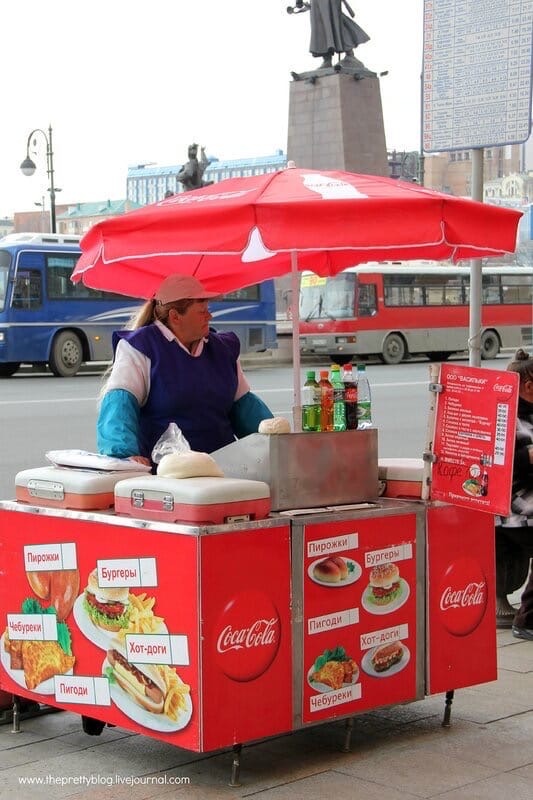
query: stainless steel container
[{"left": 211, "top": 429, "right": 378, "bottom": 511}]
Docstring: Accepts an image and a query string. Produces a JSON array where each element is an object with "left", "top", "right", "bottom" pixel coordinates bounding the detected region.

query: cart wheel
[{"left": 81, "top": 715, "right": 106, "bottom": 736}]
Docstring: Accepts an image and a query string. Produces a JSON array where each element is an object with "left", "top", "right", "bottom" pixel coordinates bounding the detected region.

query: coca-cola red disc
[
  {"left": 438, "top": 557, "right": 487, "bottom": 636},
  {"left": 215, "top": 590, "right": 281, "bottom": 681}
]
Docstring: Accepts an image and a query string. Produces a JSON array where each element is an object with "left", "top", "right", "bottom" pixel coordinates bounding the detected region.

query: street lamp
[{"left": 20, "top": 125, "right": 57, "bottom": 233}]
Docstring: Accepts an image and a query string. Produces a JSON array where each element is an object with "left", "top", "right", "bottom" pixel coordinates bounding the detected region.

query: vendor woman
[{"left": 97, "top": 274, "right": 273, "bottom": 466}]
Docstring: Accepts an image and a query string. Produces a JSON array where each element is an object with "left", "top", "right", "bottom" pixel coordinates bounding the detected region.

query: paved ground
[{"left": 1, "top": 618, "right": 531, "bottom": 800}]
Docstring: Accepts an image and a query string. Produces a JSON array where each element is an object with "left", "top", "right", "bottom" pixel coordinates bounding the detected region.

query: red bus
[{"left": 299, "top": 263, "right": 533, "bottom": 365}]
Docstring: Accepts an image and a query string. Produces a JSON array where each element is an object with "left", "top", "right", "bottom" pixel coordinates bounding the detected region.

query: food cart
[{"left": 0, "top": 401, "right": 507, "bottom": 784}]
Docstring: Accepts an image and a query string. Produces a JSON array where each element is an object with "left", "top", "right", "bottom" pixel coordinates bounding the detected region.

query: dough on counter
[
  {"left": 157, "top": 451, "right": 224, "bottom": 478},
  {"left": 258, "top": 417, "right": 291, "bottom": 434}
]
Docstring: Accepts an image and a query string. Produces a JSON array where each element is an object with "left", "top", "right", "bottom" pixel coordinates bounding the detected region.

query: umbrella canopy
[{"left": 73, "top": 168, "right": 522, "bottom": 299}]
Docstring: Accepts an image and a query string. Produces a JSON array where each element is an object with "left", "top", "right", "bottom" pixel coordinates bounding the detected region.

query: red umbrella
[
  {"left": 72, "top": 168, "right": 521, "bottom": 422},
  {"left": 73, "top": 168, "right": 521, "bottom": 298}
]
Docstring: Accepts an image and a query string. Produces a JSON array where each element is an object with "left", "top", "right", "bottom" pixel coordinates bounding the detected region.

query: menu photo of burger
[
  {"left": 361, "top": 639, "right": 410, "bottom": 678},
  {"left": 361, "top": 562, "right": 410, "bottom": 615},
  {"left": 73, "top": 568, "right": 167, "bottom": 650},
  {"left": 308, "top": 555, "right": 361, "bottom": 587},
  {"left": 103, "top": 641, "right": 192, "bottom": 732}
]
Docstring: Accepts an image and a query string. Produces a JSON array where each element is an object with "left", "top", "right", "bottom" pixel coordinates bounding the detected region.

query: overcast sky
[{"left": 1, "top": 0, "right": 423, "bottom": 218}]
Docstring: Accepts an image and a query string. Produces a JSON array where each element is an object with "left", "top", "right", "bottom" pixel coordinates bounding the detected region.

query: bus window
[
  {"left": 501, "top": 275, "right": 533, "bottom": 304},
  {"left": 0, "top": 252, "right": 9, "bottom": 312},
  {"left": 47, "top": 255, "right": 81, "bottom": 299},
  {"left": 12, "top": 270, "right": 42, "bottom": 310},
  {"left": 357, "top": 283, "right": 377, "bottom": 316},
  {"left": 482, "top": 275, "right": 501, "bottom": 304}
]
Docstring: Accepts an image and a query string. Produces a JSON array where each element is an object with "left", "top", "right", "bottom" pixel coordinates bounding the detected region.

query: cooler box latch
[
  {"left": 131, "top": 489, "right": 174, "bottom": 512},
  {"left": 27, "top": 479, "right": 65, "bottom": 502}
]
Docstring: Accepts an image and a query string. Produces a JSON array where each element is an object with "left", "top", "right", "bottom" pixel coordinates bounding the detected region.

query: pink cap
[{"left": 155, "top": 274, "right": 219, "bottom": 304}]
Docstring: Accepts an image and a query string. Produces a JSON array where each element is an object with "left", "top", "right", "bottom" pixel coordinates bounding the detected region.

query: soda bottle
[
  {"left": 342, "top": 363, "right": 358, "bottom": 430},
  {"left": 356, "top": 364, "right": 372, "bottom": 429},
  {"left": 330, "top": 364, "right": 346, "bottom": 431},
  {"left": 301, "top": 370, "right": 321, "bottom": 432},
  {"left": 318, "top": 370, "right": 334, "bottom": 432}
]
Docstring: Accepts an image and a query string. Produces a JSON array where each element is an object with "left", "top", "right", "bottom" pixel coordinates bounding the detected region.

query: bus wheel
[
  {"left": 49, "top": 331, "right": 84, "bottom": 377},
  {"left": 0, "top": 362, "right": 21, "bottom": 377},
  {"left": 480, "top": 330, "right": 500, "bottom": 360},
  {"left": 381, "top": 333, "right": 406, "bottom": 365}
]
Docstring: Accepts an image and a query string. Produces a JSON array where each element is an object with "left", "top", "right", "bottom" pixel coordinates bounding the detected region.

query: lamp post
[{"left": 20, "top": 125, "right": 57, "bottom": 233}]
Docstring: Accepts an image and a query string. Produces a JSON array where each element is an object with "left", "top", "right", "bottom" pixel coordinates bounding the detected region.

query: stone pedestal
[{"left": 287, "top": 66, "right": 388, "bottom": 176}]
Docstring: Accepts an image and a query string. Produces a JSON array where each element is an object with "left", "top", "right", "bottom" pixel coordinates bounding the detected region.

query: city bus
[
  {"left": 0, "top": 233, "right": 277, "bottom": 377},
  {"left": 299, "top": 262, "right": 533, "bottom": 365}
]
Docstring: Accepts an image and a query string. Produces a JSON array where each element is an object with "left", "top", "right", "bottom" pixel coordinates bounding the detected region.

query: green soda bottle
[
  {"left": 301, "top": 370, "right": 321, "bottom": 432},
  {"left": 330, "top": 364, "right": 347, "bottom": 431}
]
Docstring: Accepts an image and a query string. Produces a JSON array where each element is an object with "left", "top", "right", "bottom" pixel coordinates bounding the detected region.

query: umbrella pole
[{"left": 291, "top": 251, "right": 302, "bottom": 432}]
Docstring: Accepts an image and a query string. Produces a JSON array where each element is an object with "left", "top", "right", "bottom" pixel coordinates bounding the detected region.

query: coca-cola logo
[
  {"left": 215, "top": 590, "right": 281, "bottom": 681},
  {"left": 438, "top": 557, "right": 487, "bottom": 636}
]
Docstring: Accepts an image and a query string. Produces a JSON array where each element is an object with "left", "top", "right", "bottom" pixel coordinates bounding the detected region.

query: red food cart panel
[
  {"left": 426, "top": 505, "right": 497, "bottom": 694},
  {"left": 302, "top": 513, "right": 418, "bottom": 725},
  {"left": 199, "top": 524, "right": 292, "bottom": 751},
  {"left": 0, "top": 509, "right": 200, "bottom": 750}
]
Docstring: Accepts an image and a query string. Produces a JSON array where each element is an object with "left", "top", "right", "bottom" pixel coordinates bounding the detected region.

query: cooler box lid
[{"left": 114, "top": 475, "right": 271, "bottom": 504}]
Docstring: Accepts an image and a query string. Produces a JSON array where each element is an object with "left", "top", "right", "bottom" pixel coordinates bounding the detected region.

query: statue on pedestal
[
  {"left": 177, "top": 144, "right": 213, "bottom": 192},
  {"left": 287, "top": 0, "right": 370, "bottom": 70}
]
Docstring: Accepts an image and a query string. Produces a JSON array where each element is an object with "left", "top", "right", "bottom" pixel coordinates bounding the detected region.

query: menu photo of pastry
[
  {"left": 307, "top": 646, "right": 359, "bottom": 693},
  {"left": 308, "top": 555, "right": 362, "bottom": 587},
  {"left": 1, "top": 598, "right": 75, "bottom": 694}
]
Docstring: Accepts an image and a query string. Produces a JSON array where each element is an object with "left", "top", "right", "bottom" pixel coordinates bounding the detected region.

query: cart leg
[
  {"left": 228, "top": 743, "right": 242, "bottom": 788},
  {"left": 11, "top": 696, "right": 20, "bottom": 734},
  {"left": 442, "top": 690, "right": 454, "bottom": 727},
  {"left": 341, "top": 717, "right": 354, "bottom": 752}
]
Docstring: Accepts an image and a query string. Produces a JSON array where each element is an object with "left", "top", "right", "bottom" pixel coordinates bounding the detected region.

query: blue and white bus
[{"left": 0, "top": 233, "right": 277, "bottom": 377}]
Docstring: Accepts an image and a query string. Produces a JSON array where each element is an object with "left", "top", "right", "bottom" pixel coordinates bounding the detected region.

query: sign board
[
  {"left": 423, "top": 0, "right": 533, "bottom": 152},
  {"left": 431, "top": 364, "right": 519, "bottom": 514}
]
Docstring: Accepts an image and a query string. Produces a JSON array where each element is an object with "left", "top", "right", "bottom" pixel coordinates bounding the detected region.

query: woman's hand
[{"left": 129, "top": 455, "right": 152, "bottom": 467}]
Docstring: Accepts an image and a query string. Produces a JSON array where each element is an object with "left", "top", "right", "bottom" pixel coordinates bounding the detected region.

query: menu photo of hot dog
[
  {"left": 1, "top": 598, "right": 76, "bottom": 694},
  {"left": 361, "top": 562, "right": 410, "bottom": 615},
  {"left": 308, "top": 555, "right": 362, "bottom": 587},
  {"left": 361, "top": 639, "right": 411, "bottom": 678},
  {"left": 307, "top": 645, "right": 359, "bottom": 693},
  {"left": 103, "top": 640, "right": 192, "bottom": 732}
]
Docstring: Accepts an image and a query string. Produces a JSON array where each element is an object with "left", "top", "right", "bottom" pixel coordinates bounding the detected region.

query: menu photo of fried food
[
  {"left": 103, "top": 641, "right": 192, "bottom": 732},
  {"left": 308, "top": 646, "right": 359, "bottom": 693},
  {"left": 308, "top": 555, "right": 361, "bottom": 587},
  {"left": 73, "top": 568, "right": 166, "bottom": 650},
  {"left": 1, "top": 598, "right": 75, "bottom": 694}
]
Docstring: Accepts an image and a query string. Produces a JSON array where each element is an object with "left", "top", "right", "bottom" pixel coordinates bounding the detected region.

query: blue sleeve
[
  {"left": 229, "top": 391, "right": 274, "bottom": 439},
  {"left": 97, "top": 389, "right": 141, "bottom": 458}
]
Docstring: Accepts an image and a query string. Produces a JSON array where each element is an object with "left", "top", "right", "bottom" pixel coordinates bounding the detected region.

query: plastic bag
[{"left": 151, "top": 423, "right": 191, "bottom": 464}]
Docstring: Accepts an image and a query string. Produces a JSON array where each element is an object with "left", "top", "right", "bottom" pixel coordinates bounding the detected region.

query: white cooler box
[
  {"left": 378, "top": 458, "right": 425, "bottom": 499},
  {"left": 114, "top": 475, "right": 271, "bottom": 525},
  {"left": 15, "top": 466, "right": 148, "bottom": 511}
]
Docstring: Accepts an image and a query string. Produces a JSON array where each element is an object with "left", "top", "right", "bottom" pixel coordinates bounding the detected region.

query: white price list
[
  {"left": 494, "top": 402, "right": 509, "bottom": 465},
  {"left": 423, "top": 0, "right": 533, "bottom": 152}
]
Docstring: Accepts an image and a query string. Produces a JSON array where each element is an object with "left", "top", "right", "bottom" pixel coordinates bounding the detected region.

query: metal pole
[
  {"left": 46, "top": 125, "right": 56, "bottom": 233},
  {"left": 469, "top": 148, "right": 484, "bottom": 367}
]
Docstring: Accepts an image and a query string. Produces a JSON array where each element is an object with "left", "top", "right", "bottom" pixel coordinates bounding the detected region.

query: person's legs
[
  {"left": 495, "top": 526, "right": 528, "bottom": 626},
  {"left": 513, "top": 564, "right": 533, "bottom": 639}
]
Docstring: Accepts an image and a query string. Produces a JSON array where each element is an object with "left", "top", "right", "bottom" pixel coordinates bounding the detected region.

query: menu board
[
  {"left": 431, "top": 364, "right": 519, "bottom": 514},
  {"left": 301, "top": 514, "right": 418, "bottom": 725},
  {"left": 423, "top": 0, "right": 533, "bottom": 151}
]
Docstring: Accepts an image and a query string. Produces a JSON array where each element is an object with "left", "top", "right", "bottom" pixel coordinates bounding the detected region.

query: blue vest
[{"left": 113, "top": 326, "right": 240, "bottom": 456}]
